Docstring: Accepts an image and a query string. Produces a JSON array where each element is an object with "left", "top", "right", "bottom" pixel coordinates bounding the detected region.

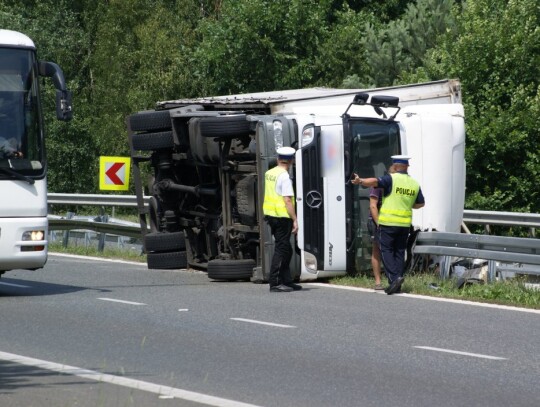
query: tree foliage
[{"left": 430, "top": 0, "right": 540, "bottom": 211}]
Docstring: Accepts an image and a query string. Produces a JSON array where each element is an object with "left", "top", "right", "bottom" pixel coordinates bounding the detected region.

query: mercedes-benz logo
[{"left": 305, "top": 190, "right": 322, "bottom": 208}]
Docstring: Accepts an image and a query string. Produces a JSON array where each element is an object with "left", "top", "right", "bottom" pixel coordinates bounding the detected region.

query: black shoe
[
  {"left": 385, "top": 277, "right": 404, "bottom": 295},
  {"left": 284, "top": 282, "right": 302, "bottom": 291},
  {"left": 270, "top": 284, "right": 294, "bottom": 292}
]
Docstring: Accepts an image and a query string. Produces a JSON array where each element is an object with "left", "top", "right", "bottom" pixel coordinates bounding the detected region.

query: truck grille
[{"left": 301, "top": 129, "right": 324, "bottom": 269}]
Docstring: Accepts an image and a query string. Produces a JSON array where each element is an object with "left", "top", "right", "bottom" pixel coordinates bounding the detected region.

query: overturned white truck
[{"left": 127, "top": 79, "right": 465, "bottom": 282}]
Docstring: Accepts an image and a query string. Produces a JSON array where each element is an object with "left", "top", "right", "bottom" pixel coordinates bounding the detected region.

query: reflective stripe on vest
[
  {"left": 379, "top": 173, "right": 419, "bottom": 227},
  {"left": 263, "top": 166, "right": 293, "bottom": 218}
]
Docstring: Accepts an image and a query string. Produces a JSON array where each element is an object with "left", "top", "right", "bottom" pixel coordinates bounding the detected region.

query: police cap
[
  {"left": 391, "top": 155, "right": 411, "bottom": 165},
  {"left": 277, "top": 146, "right": 296, "bottom": 160}
]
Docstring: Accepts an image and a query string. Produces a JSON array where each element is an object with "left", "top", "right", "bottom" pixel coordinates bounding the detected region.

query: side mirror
[
  {"left": 343, "top": 93, "right": 370, "bottom": 117},
  {"left": 352, "top": 93, "right": 369, "bottom": 105},
  {"left": 370, "top": 95, "right": 399, "bottom": 107},
  {"left": 39, "top": 61, "right": 73, "bottom": 121},
  {"left": 370, "top": 95, "right": 400, "bottom": 121},
  {"left": 56, "top": 90, "right": 73, "bottom": 121}
]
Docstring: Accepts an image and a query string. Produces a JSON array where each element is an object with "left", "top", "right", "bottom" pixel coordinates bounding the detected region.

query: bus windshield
[
  {"left": 0, "top": 48, "right": 43, "bottom": 177},
  {"left": 349, "top": 119, "right": 400, "bottom": 272}
]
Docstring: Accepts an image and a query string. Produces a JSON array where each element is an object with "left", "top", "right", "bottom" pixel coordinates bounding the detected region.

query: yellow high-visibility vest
[
  {"left": 379, "top": 173, "right": 420, "bottom": 227},
  {"left": 263, "top": 166, "right": 293, "bottom": 218}
]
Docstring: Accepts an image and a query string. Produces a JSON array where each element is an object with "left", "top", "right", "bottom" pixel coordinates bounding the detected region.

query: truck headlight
[
  {"left": 301, "top": 126, "right": 314, "bottom": 147},
  {"left": 22, "top": 230, "right": 45, "bottom": 241},
  {"left": 304, "top": 251, "right": 318, "bottom": 274}
]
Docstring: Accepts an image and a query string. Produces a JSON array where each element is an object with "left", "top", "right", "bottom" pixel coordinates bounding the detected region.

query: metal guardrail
[
  {"left": 48, "top": 193, "right": 539, "bottom": 228},
  {"left": 415, "top": 232, "right": 540, "bottom": 281},
  {"left": 48, "top": 193, "right": 149, "bottom": 207},
  {"left": 462, "top": 210, "right": 540, "bottom": 229},
  {"left": 48, "top": 217, "right": 143, "bottom": 239},
  {"left": 415, "top": 232, "right": 540, "bottom": 264}
]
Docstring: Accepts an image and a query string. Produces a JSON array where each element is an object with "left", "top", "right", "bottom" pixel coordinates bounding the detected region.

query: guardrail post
[
  {"left": 487, "top": 260, "right": 497, "bottom": 283},
  {"left": 62, "top": 212, "right": 75, "bottom": 248},
  {"left": 439, "top": 256, "right": 452, "bottom": 280},
  {"left": 96, "top": 209, "right": 109, "bottom": 252}
]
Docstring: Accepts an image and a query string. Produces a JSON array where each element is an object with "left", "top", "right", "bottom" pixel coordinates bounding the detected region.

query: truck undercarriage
[{"left": 128, "top": 106, "right": 269, "bottom": 281}]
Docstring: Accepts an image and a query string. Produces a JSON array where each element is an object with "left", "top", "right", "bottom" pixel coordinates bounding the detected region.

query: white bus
[{"left": 0, "top": 29, "right": 72, "bottom": 277}]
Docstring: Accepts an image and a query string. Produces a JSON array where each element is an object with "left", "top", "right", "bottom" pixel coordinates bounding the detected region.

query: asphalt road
[{"left": 0, "top": 254, "right": 538, "bottom": 407}]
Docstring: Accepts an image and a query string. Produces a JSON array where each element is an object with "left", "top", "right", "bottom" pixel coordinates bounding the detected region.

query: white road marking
[
  {"left": 0, "top": 281, "right": 31, "bottom": 288},
  {"left": 0, "top": 350, "right": 262, "bottom": 407},
  {"left": 307, "top": 283, "right": 540, "bottom": 315},
  {"left": 178, "top": 308, "right": 189, "bottom": 312},
  {"left": 97, "top": 298, "right": 146, "bottom": 306},
  {"left": 414, "top": 346, "right": 507, "bottom": 360},
  {"left": 231, "top": 318, "right": 296, "bottom": 328}
]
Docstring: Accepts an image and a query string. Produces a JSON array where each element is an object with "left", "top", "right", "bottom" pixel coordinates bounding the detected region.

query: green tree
[
  {"left": 192, "top": 0, "right": 337, "bottom": 94},
  {"left": 314, "top": 5, "right": 376, "bottom": 88},
  {"left": 342, "top": 0, "right": 456, "bottom": 87},
  {"left": 87, "top": 0, "right": 203, "bottom": 174},
  {"left": 0, "top": 0, "right": 98, "bottom": 193},
  {"left": 431, "top": 0, "right": 540, "bottom": 212}
]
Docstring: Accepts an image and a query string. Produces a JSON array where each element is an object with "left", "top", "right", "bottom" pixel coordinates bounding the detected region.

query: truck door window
[{"left": 349, "top": 119, "right": 400, "bottom": 272}]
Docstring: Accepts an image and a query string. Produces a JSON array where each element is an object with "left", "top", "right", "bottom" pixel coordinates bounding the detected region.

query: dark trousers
[
  {"left": 378, "top": 225, "right": 409, "bottom": 284},
  {"left": 265, "top": 216, "right": 293, "bottom": 287}
]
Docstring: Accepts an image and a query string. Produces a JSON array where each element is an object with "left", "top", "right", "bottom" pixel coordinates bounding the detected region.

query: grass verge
[
  {"left": 330, "top": 273, "right": 540, "bottom": 310},
  {"left": 49, "top": 242, "right": 146, "bottom": 263}
]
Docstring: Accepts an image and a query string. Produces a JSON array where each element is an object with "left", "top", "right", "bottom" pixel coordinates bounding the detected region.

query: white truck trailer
[
  {"left": 127, "top": 79, "right": 465, "bottom": 281},
  {"left": 0, "top": 29, "right": 72, "bottom": 276}
]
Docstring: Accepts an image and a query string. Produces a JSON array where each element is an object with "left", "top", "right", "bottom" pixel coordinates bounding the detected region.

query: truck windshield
[
  {"left": 0, "top": 48, "right": 43, "bottom": 177},
  {"left": 349, "top": 119, "right": 400, "bottom": 272}
]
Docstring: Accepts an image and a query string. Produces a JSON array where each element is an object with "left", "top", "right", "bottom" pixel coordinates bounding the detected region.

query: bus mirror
[{"left": 56, "top": 90, "right": 73, "bottom": 121}]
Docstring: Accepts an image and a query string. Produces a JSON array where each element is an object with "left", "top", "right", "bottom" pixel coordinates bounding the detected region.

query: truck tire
[
  {"left": 144, "top": 232, "right": 186, "bottom": 253},
  {"left": 129, "top": 110, "right": 171, "bottom": 132},
  {"left": 235, "top": 176, "right": 257, "bottom": 225},
  {"left": 147, "top": 251, "right": 188, "bottom": 269},
  {"left": 207, "top": 259, "right": 255, "bottom": 281},
  {"left": 132, "top": 131, "right": 174, "bottom": 151},
  {"left": 199, "top": 115, "right": 251, "bottom": 138}
]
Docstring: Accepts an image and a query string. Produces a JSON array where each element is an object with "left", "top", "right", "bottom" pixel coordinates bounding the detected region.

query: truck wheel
[
  {"left": 199, "top": 115, "right": 251, "bottom": 138},
  {"left": 207, "top": 259, "right": 255, "bottom": 281},
  {"left": 129, "top": 110, "right": 171, "bottom": 132},
  {"left": 147, "top": 251, "right": 188, "bottom": 269},
  {"left": 235, "top": 176, "right": 257, "bottom": 225},
  {"left": 132, "top": 131, "right": 174, "bottom": 151},
  {"left": 144, "top": 232, "right": 186, "bottom": 253}
]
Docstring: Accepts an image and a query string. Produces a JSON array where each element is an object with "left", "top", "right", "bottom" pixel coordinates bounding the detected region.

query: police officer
[
  {"left": 352, "top": 155, "right": 425, "bottom": 295},
  {"left": 263, "top": 146, "right": 301, "bottom": 292}
]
